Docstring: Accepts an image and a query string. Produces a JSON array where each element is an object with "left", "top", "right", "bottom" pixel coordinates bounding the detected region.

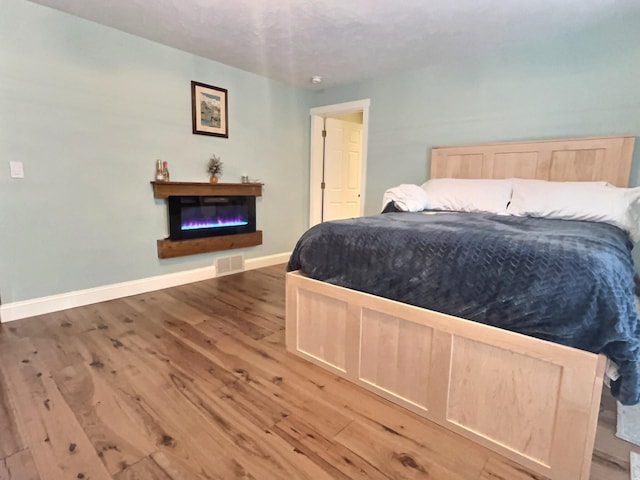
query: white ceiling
[{"left": 26, "top": 0, "right": 638, "bottom": 88}]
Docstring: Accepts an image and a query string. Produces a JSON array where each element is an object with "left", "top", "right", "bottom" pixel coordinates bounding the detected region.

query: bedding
[
  {"left": 287, "top": 211, "right": 640, "bottom": 405},
  {"left": 381, "top": 184, "right": 429, "bottom": 212},
  {"left": 420, "top": 178, "right": 512, "bottom": 214},
  {"left": 508, "top": 179, "right": 640, "bottom": 242}
]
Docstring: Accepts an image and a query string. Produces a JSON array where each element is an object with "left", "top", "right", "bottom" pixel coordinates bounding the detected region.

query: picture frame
[{"left": 191, "top": 81, "right": 228, "bottom": 138}]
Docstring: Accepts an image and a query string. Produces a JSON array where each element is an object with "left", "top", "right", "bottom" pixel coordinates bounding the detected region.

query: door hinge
[
  {"left": 322, "top": 130, "right": 327, "bottom": 138},
  {"left": 321, "top": 182, "right": 326, "bottom": 189}
]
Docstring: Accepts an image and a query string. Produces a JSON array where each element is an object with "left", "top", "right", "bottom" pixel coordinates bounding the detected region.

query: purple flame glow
[{"left": 181, "top": 216, "right": 248, "bottom": 231}]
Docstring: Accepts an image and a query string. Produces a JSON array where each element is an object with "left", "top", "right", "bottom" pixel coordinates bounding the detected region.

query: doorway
[{"left": 308, "top": 99, "right": 370, "bottom": 227}]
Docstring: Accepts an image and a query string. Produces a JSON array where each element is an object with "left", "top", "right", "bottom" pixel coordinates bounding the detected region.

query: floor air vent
[{"left": 215, "top": 254, "right": 245, "bottom": 277}]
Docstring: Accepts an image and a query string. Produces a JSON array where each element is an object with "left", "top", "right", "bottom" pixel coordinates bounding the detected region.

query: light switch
[{"left": 9, "top": 161, "right": 24, "bottom": 178}]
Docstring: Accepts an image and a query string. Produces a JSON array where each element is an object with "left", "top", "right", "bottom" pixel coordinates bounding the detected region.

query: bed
[{"left": 285, "top": 135, "right": 636, "bottom": 480}]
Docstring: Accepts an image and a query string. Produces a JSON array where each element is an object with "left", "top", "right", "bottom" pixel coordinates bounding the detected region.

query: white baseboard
[
  {"left": 245, "top": 252, "right": 290, "bottom": 271},
  {"left": 0, "top": 252, "right": 291, "bottom": 323}
]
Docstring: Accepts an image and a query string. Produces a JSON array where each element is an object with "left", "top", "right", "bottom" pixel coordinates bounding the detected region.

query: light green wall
[
  {"left": 0, "top": 0, "right": 311, "bottom": 303},
  {"left": 3, "top": 2, "right": 640, "bottom": 303},
  {"left": 312, "top": 11, "right": 640, "bottom": 216}
]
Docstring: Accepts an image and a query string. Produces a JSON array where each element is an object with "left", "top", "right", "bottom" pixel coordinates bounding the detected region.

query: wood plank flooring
[{"left": 0, "top": 264, "right": 637, "bottom": 479}]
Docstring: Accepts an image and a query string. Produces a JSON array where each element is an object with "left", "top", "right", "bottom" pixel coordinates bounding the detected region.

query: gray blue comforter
[{"left": 287, "top": 212, "right": 640, "bottom": 405}]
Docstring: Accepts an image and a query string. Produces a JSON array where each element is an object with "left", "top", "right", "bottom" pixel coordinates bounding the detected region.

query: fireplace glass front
[{"left": 168, "top": 195, "right": 256, "bottom": 240}]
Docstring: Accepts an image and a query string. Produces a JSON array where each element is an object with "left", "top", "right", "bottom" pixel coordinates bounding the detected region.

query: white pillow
[
  {"left": 381, "top": 184, "right": 430, "bottom": 212},
  {"left": 420, "top": 178, "right": 513, "bottom": 214},
  {"left": 508, "top": 179, "right": 640, "bottom": 241}
]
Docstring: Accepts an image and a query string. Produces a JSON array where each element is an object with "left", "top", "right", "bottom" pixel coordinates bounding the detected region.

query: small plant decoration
[{"left": 207, "top": 154, "right": 223, "bottom": 183}]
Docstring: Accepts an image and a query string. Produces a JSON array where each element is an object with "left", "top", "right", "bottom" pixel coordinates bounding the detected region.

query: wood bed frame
[{"left": 286, "top": 135, "right": 635, "bottom": 480}]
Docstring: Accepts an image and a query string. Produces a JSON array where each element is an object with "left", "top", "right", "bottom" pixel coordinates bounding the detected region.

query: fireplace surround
[{"left": 151, "top": 181, "right": 263, "bottom": 258}]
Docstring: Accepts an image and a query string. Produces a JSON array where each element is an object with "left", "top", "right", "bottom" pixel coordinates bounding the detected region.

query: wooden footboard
[{"left": 285, "top": 271, "right": 606, "bottom": 480}]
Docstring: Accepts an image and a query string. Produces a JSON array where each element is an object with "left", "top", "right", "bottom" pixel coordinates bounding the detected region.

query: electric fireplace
[{"left": 168, "top": 195, "right": 256, "bottom": 240}]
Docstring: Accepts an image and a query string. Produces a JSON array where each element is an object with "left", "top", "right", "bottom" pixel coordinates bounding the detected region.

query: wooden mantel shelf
[
  {"left": 157, "top": 231, "right": 263, "bottom": 258},
  {"left": 151, "top": 181, "right": 262, "bottom": 198}
]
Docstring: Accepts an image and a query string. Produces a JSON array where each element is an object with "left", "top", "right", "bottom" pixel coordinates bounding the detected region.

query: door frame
[{"left": 308, "top": 99, "right": 370, "bottom": 227}]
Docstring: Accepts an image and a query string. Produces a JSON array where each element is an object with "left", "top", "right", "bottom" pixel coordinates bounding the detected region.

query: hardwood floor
[{"left": 0, "top": 264, "right": 636, "bottom": 479}]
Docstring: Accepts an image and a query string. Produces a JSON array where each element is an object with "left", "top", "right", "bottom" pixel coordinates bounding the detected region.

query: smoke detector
[{"left": 310, "top": 75, "right": 322, "bottom": 84}]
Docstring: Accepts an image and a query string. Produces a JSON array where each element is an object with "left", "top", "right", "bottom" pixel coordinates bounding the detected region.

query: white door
[{"left": 323, "top": 118, "right": 363, "bottom": 222}]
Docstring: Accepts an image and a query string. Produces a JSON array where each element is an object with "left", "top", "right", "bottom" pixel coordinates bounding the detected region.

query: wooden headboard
[{"left": 430, "top": 135, "right": 635, "bottom": 187}]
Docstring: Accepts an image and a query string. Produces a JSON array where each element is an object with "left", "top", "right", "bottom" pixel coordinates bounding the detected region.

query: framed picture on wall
[{"left": 191, "top": 81, "right": 228, "bottom": 138}]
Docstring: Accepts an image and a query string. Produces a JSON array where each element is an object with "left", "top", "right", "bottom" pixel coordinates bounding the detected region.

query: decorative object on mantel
[
  {"left": 154, "top": 160, "right": 170, "bottom": 182},
  {"left": 162, "top": 161, "right": 170, "bottom": 182},
  {"left": 191, "top": 81, "right": 229, "bottom": 138},
  {"left": 155, "top": 160, "right": 165, "bottom": 182},
  {"left": 207, "top": 154, "right": 224, "bottom": 183}
]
